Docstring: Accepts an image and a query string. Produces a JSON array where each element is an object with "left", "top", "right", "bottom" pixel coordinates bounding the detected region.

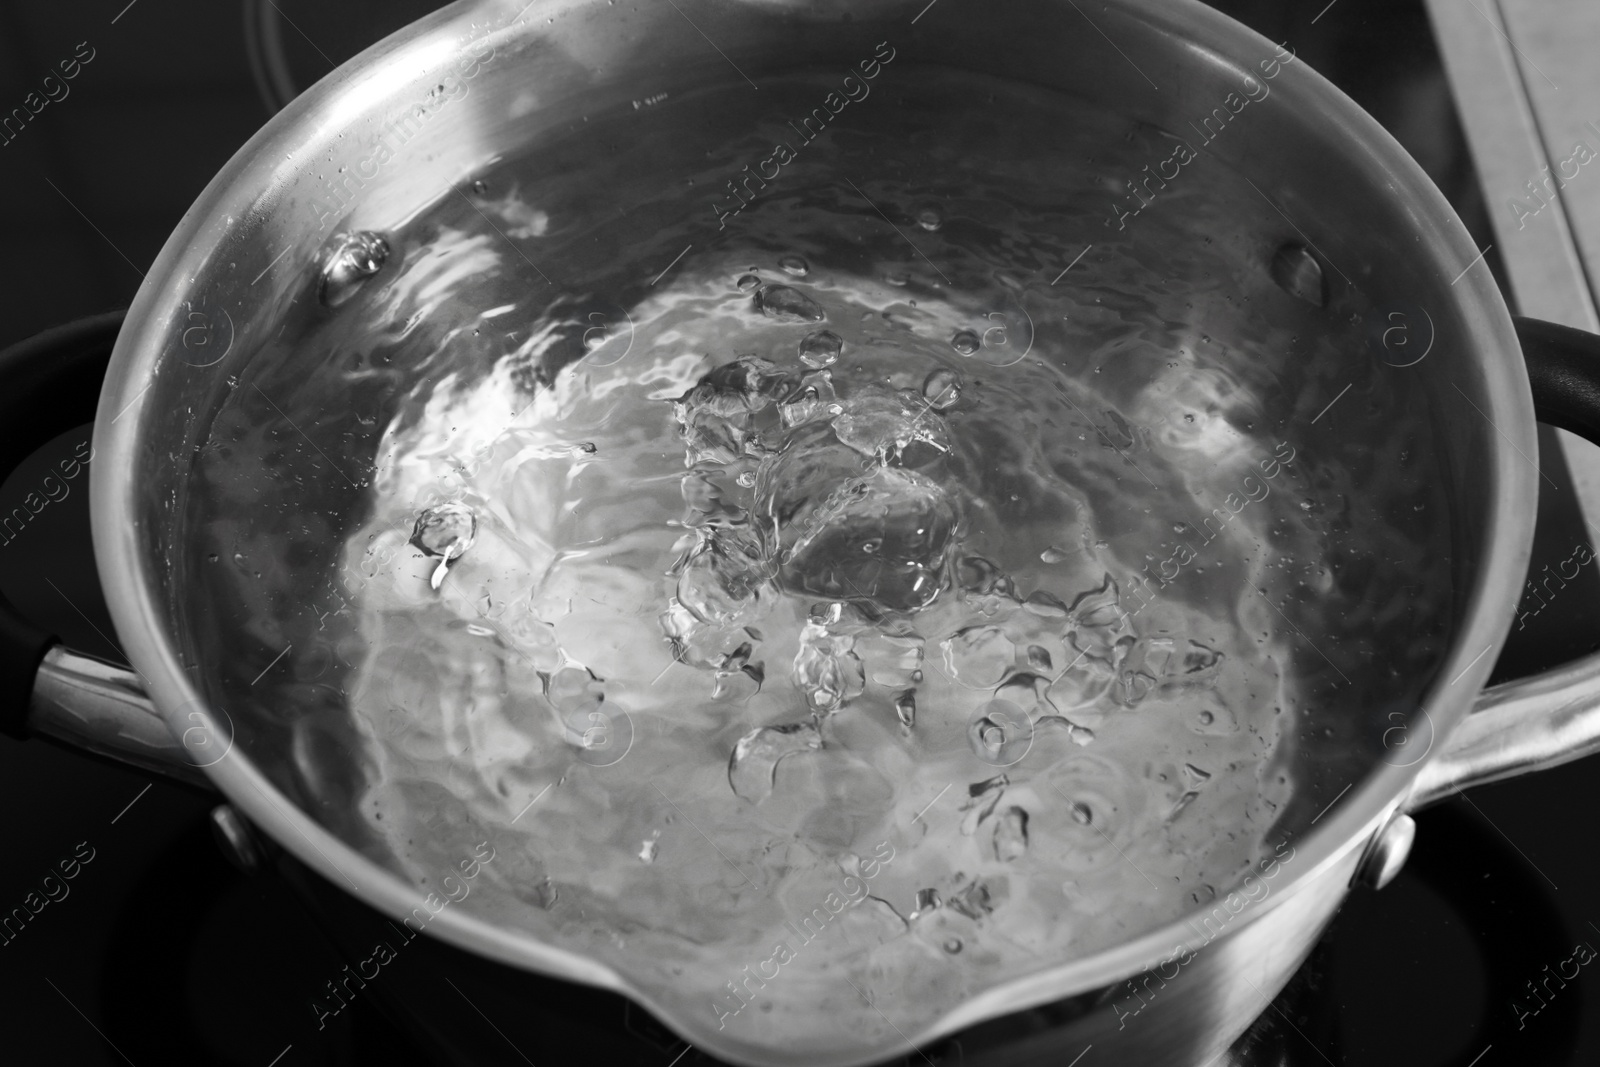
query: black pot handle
[
  {"left": 1406, "top": 315, "right": 1600, "bottom": 806},
  {"left": 0, "top": 311, "right": 123, "bottom": 741},
  {"left": 1517, "top": 315, "right": 1600, "bottom": 440}
]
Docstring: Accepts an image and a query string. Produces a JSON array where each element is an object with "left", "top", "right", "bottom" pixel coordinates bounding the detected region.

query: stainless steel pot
[{"left": 8, "top": 1, "right": 1600, "bottom": 1064}]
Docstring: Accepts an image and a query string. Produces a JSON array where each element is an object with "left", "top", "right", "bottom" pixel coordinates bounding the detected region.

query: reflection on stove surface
[{"left": 70, "top": 799, "right": 1576, "bottom": 1067}]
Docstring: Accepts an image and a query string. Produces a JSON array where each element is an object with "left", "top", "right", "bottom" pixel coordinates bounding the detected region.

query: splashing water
[
  {"left": 410, "top": 501, "right": 477, "bottom": 589},
  {"left": 188, "top": 65, "right": 1457, "bottom": 1057},
  {"left": 319, "top": 230, "right": 389, "bottom": 308}
]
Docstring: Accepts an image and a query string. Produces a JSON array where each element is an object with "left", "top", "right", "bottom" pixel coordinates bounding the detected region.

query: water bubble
[
  {"left": 969, "top": 700, "right": 1034, "bottom": 766},
  {"left": 993, "top": 806, "right": 1029, "bottom": 862},
  {"left": 955, "top": 558, "right": 1007, "bottom": 598},
  {"left": 947, "top": 878, "right": 996, "bottom": 920},
  {"left": 894, "top": 689, "right": 917, "bottom": 728},
  {"left": 714, "top": 642, "right": 765, "bottom": 699},
  {"left": 1071, "top": 801, "right": 1093, "bottom": 824},
  {"left": 922, "top": 368, "right": 962, "bottom": 410},
  {"left": 736, "top": 273, "right": 761, "bottom": 292},
  {"left": 1198, "top": 710, "right": 1215, "bottom": 725},
  {"left": 1026, "top": 645, "right": 1053, "bottom": 672},
  {"left": 830, "top": 392, "right": 950, "bottom": 463},
  {"left": 794, "top": 620, "right": 866, "bottom": 713},
  {"left": 661, "top": 599, "right": 728, "bottom": 670},
  {"left": 728, "top": 720, "right": 822, "bottom": 802},
  {"left": 996, "top": 671, "right": 1051, "bottom": 715},
  {"left": 1040, "top": 545, "right": 1075, "bottom": 564},
  {"left": 1181, "top": 640, "right": 1224, "bottom": 675},
  {"left": 470, "top": 179, "right": 489, "bottom": 195},
  {"left": 320, "top": 230, "right": 390, "bottom": 308},
  {"left": 941, "top": 626, "right": 1016, "bottom": 689},
  {"left": 1269, "top": 243, "right": 1327, "bottom": 307},
  {"left": 811, "top": 602, "right": 845, "bottom": 626},
  {"left": 960, "top": 774, "right": 1008, "bottom": 835},
  {"left": 766, "top": 442, "right": 956, "bottom": 613},
  {"left": 943, "top": 938, "right": 963, "bottom": 953},
  {"left": 1023, "top": 590, "right": 1069, "bottom": 618},
  {"left": 916, "top": 207, "right": 942, "bottom": 231},
  {"left": 1068, "top": 573, "right": 1126, "bottom": 632},
  {"left": 411, "top": 502, "right": 476, "bottom": 589},
  {"left": 675, "top": 356, "right": 798, "bottom": 464},
  {"left": 526, "top": 441, "right": 598, "bottom": 459},
  {"left": 799, "top": 329, "right": 843, "bottom": 368},
  {"left": 754, "top": 284, "right": 826, "bottom": 323},
  {"left": 207, "top": 553, "right": 219, "bottom": 563},
  {"left": 544, "top": 665, "right": 600, "bottom": 716},
  {"left": 545, "top": 667, "right": 633, "bottom": 766},
  {"left": 951, "top": 330, "right": 981, "bottom": 356},
  {"left": 778, "top": 370, "right": 838, "bottom": 430},
  {"left": 779, "top": 254, "right": 810, "bottom": 277},
  {"left": 675, "top": 525, "right": 769, "bottom": 626}
]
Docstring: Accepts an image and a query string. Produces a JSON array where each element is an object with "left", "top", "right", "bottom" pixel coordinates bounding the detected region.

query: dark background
[{"left": 2, "top": 0, "right": 1599, "bottom": 1064}]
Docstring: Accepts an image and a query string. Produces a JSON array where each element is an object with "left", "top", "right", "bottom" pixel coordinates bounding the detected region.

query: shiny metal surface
[
  {"left": 49, "top": 0, "right": 1591, "bottom": 1062},
  {"left": 1354, "top": 813, "right": 1417, "bottom": 891},
  {"left": 1410, "top": 649, "right": 1600, "bottom": 808},
  {"left": 29, "top": 646, "right": 211, "bottom": 790}
]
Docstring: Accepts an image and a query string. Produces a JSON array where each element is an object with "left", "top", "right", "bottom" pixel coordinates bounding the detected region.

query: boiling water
[{"left": 192, "top": 65, "right": 1454, "bottom": 1053}]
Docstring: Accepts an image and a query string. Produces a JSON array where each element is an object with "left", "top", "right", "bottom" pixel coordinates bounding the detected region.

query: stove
[{"left": 3, "top": 1, "right": 1600, "bottom": 1064}]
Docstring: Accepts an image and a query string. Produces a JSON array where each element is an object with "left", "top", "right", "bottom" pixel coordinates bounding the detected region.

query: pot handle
[
  {"left": 1409, "top": 316, "right": 1600, "bottom": 808},
  {"left": 0, "top": 314, "right": 211, "bottom": 789}
]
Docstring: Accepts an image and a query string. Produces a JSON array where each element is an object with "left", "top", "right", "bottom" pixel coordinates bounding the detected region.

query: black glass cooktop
[{"left": 2, "top": 0, "right": 1599, "bottom": 1064}]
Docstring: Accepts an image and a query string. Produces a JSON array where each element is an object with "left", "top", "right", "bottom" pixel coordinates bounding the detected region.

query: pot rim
[{"left": 88, "top": 0, "right": 1537, "bottom": 1059}]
